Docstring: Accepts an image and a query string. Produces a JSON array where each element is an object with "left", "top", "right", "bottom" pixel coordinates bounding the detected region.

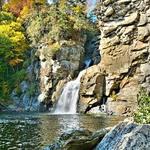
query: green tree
[
  {"left": 0, "top": 12, "right": 28, "bottom": 66},
  {"left": 0, "top": 11, "right": 28, "bottom": 101},
  {"left": 26, "top": 0, "right": 95, "bottom": 45}
]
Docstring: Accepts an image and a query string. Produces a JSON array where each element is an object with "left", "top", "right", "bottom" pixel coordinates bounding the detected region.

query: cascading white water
[{"left": 54, "top": 70, "right": 86, "bottom": 114}]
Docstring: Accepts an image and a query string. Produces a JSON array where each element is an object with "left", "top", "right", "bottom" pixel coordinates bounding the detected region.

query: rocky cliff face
[
  {"left": 79, "top": 0, "right": 150, "bottom": 115},
  {"left": 37, "top": 40, "right": 86, "bottom": 109},
  {"left": 10, "top": 49, "right": 40, "bottom": 111},
  {"left": 79, "top": 65, "right": 105, "bottom": 113},
  {"left": 11, "top": 39, "right": 86, "bottom": 111},
  {"left": 9, "top": 0, "right": 95, "bottom": 111}
]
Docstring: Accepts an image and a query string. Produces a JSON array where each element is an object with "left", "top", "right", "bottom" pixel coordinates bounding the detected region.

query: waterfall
[{"left": 54, "top": 70, "right": 86, "bottom": 114}]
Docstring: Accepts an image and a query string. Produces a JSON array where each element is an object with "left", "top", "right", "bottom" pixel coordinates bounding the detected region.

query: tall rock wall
[{"left": 95, "top": 0, "right": 150, "bottom": 115}]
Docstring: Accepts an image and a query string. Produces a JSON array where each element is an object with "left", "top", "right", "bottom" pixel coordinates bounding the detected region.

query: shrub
[
  {"left": 48, "top": 42, "right": 61, "bottom": 56},
  {"left": 0, "top": 11, "right": 15, "bottom": 22},
  {"left": 12, "top": 69, "right": 27, "bottom": 83},
  {"left": 26, "top": 15, "right": 42, "bottom": 44},
  {"left": 134, "top": 89, "right": 150, "bottom": 124},
  {"left": 110, "top": 91, "right": 118, "bottom": 101}
]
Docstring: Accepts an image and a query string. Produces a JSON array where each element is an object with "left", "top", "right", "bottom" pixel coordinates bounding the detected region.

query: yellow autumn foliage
[{"left": 0, "top": 11, "right": 28, "bottom": 67}]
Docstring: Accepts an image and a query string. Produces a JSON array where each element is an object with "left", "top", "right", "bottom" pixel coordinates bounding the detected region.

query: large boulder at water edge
[
  {"left": 44, "top": 128, "right": 110, "bottom": 150},
  {"left": 96, "top": 121, "right": 150, "bottom": 150}
]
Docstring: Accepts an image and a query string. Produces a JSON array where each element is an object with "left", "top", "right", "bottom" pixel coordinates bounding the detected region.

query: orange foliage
[
  {"left": 6, "top": 0, "right": 32, "bottom": 16},
  {"left": 6, "top": 0, "right": 46, "bottom": 17},
  {"left": 9, "top": 58, "right": 23, "bottom": 66}
]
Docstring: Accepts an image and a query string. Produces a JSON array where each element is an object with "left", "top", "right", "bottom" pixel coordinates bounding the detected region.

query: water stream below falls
[
  {"left": 0, "top": 113, "right": 125, "bottom": 150},
  {"left": 54, "top": 70, "right": 86, "bottom": 114}
]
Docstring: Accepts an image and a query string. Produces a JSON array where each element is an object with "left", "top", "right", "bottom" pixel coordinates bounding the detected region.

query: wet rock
[
  {"left": 45, "top": 121, "right": 150, "bottom": 150},
  {"left": 96, "top": 122, "right": 150, "bottom": 150},
  {"left": 45, "top": 128, "right": 110, "bottom": 150},
  {"left": 51, "top": 79, "right": 67, "bottom": 103}
]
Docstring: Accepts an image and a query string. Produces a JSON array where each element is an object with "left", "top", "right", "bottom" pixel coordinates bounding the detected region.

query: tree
[
  {"left": 3, "top": 0, "right": 47, "bottom": 17},
  {"left": 0, "top": 11, "right": 28, "bottom": 101},
  {"left": 0, "top": 13, "right": 28, "bottom": 66},
  {"left": 26, "top": 0, "right": 95, "bottom": 44}
]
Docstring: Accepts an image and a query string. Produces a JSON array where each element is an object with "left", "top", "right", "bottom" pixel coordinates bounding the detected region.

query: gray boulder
[{"left": 96, "top": 122, "right": 150, "bottom": 150}]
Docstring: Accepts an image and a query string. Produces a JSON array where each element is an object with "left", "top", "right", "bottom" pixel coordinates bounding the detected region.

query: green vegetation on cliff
[
  {"left": 0, "top": 0, "right": 95, "bottom": 103},
  {"left": 134, "top": 89, "right": 150, "bottom": 124},
  {"left": 25, "top": 0, "right": 95, "bottom": 48}
]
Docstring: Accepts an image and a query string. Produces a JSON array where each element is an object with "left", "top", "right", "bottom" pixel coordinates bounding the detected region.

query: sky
[
  {"left": 87, "top": 0, "right": 97, "bottom": 12},
  {"left": 87, "top": 0, "right": 97, "bottom": 22},
  {"left": 47, "top": 0, "right": 97, "bottom": 9},
  {"left": 47, "top": 0, "right": 98, "bottom": 22},
  {"left": 47, "top": 0, "right": 54, "bottom": 4}
]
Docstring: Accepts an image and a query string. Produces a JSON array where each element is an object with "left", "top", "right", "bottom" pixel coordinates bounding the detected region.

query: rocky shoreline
[{"left": 45, "top": 119, "right": 150, "bottom": 150}]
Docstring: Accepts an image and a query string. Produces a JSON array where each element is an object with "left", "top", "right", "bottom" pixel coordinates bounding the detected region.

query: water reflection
[
  {"left": 0, "top": 116, "right": 42, "bottom": 149},
  {"left": 0, "top": 113, "right": 124, "bottom": 149},
  {"left": 58, "top": 115, "right": 80, "bottom": 132}
]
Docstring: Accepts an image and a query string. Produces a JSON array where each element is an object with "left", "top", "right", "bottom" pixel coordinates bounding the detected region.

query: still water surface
[{"left": 0, "top": 113, "right": 124, "bottom": 150}]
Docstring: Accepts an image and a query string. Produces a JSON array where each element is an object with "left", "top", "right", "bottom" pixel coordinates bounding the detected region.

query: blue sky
[
  {"left": 47, "top": 0, "right": 97, "bottom": 9},
  {"left": 87, "top": 0, "right": 97, "bottom": 22},
  {"left": 47, "top": 0, "right": 54, "bottom": 4},
  {"left": 87, "top": 0, "right": 97, "bottom": 12}
]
